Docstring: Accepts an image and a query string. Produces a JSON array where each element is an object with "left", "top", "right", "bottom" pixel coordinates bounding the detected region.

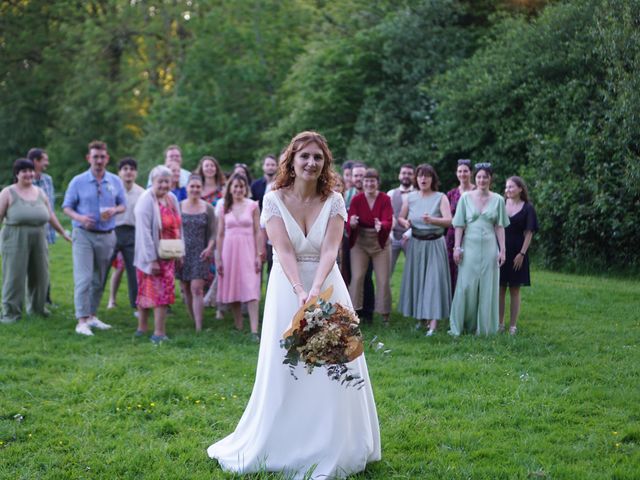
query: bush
[{"left": 430, "top": 0, "right": 640, "bottom": 272}]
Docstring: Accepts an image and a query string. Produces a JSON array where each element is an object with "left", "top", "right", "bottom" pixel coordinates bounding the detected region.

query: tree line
[{"left": 1, "top": 0, "right": 638, "bottom": 272}]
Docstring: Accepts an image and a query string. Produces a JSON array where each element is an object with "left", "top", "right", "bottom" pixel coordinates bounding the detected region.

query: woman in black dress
[{"left": 499, "top": 176, "right": 538, "bottom": 335}]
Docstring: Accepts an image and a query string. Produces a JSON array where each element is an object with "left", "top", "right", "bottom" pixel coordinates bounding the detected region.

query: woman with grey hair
[{"left": 134, "top": 165, "right": 183, "bottom": 343}]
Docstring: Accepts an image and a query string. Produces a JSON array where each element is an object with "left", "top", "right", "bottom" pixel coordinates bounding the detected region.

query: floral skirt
[{"left": 136, "top": 260, "right": 176, "bottom": 309}]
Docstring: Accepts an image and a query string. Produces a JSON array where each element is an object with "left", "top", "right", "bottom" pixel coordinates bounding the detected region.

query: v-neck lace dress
[{"left": 207, "top": 191, "right": 381, "bottom": 479}]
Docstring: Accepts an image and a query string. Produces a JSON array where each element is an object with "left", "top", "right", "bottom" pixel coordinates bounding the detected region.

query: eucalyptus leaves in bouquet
[{"left": 281, "top": 286, "right": 365, "bottom": 388}]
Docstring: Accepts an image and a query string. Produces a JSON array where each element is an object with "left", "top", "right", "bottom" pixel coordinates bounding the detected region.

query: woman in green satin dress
[{"left": 449, "top": 163, "right": 509, "bottom": 336}]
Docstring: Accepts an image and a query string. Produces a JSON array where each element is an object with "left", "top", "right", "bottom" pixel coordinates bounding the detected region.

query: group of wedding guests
[
  {"left": 105, "top": 146, "right": 271, "bottom": 343},
  {"left": 0, "top": 139, "right": 538, "bottom": 341},
  {"left": 0, "top": 142, "right": 273, "bottom": 344},
  {"left": 339, "top": 159, "right": 538, "bottom": 337}
]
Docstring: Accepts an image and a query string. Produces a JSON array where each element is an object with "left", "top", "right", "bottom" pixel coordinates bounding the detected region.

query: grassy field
[{"left": 1, "top": 240, "right": 639, "bottom": 479}]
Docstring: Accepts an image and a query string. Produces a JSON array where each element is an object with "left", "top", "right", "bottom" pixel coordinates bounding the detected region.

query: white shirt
[{"left": 115, "top": 183, "right": 145, "bottom": 227}]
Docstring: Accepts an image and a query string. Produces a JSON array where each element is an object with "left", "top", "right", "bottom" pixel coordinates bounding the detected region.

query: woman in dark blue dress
[{"left": 499, "top": 176, "right": 538, "bottom": 335}]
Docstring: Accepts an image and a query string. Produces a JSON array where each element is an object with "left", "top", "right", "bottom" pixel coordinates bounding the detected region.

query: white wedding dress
[{"left": 207, "top": 191, "right": 381, "bottom": 479}]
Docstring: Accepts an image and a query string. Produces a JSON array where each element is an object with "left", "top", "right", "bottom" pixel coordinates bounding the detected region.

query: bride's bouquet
[{"left": 281, "top": 286, "right": 365, "bottom": 388}]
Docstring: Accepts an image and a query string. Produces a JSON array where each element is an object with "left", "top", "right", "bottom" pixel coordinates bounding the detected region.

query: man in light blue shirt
[{"left": 63, "top": 140, "right": 126, "bottom": 336}]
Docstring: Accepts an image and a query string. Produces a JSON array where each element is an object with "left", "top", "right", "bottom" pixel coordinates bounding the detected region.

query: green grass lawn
[{"left": 1, "top": 240, "right": 639, "bottom": 479}]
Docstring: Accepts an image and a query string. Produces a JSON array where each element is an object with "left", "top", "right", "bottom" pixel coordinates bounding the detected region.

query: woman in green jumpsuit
[
  {"left": 0, "top": 159, "right": 70, "bottom": 323},
  {"left": 449, "top": 163, "right": 509, "bottom": 336}
]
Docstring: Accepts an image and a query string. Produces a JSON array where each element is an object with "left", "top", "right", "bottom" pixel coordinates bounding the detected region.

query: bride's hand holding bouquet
[
  {"left": 281, "top": 285, "right": 365, "bottom": 388},
  {"left": 292, "top": 283, "right": 308, "bottom": 307},
  {"left": 305, "top": 285, "right": 321, "bottom": 304}
]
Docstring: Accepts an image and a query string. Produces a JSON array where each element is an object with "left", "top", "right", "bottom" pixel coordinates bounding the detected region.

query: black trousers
[{"left": 107, "top": 225, "right": 138, "bottom": 308}]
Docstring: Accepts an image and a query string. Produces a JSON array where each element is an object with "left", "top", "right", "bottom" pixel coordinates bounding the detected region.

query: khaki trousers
[
  {"left": 1, "top": 225, "right": 48, "bottom": 321},
  {"left": 349, "top": 229, "right": 391, "bottom": 315}
]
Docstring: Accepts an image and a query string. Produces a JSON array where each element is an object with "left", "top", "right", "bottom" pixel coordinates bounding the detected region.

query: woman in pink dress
[{"left": 215, "top": 173, "right": 263, "bottom": 340}]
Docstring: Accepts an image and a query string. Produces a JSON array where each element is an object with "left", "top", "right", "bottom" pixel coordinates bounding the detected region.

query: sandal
[{"left": 509, "top": 326, "right": 517, "bottom": 336}]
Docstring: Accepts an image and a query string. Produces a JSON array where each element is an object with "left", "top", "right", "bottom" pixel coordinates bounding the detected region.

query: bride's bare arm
[
  {"left": 266, "top": 216, "right": 307, "bottom": 305},
  {"left": 308, "top": 215, "right": 344, "bottom": 300}
]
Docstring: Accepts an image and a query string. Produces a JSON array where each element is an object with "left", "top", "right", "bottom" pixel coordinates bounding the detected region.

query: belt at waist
[
  {"left": 412, "top": 231, "right": 443, "bottom": 241},
  {"left": 84, "top": 228, "right": 114, "bottom": 234},
  {"left": 273, "top": 254, "right": 320, "bottom": 264},
  {"left": 3, "top": 223, "right": 46, "bottom": 228}
]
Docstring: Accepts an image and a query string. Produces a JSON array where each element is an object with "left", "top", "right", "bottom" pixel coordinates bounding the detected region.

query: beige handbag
[
  {"left": 157, "top": 203, "right": 184, "bottom": 259},
  {"left": 158, "top": 238, "right": 185, "bottom": 259}
]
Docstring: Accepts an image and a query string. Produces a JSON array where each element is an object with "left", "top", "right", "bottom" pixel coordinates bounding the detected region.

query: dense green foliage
[
  {"left": 430, "top": 0, "right": 640, "bottom": 271},
  {"left": 1, "top": 242, "right": 639, "bottom": 478},
  {"left": 1, "top": 0, "right": 638, "bottom": 270}
]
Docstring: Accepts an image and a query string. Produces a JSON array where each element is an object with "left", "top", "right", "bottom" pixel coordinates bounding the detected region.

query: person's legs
[
  {"left": 362, "top": 261, "right": 375, "bottom": 321},
  {"left": 349, "top": 241, "right": 369, "bottom": 311},
  {"left": 89, "top": 231, "right": 116, "bottom": 316},
  {"left": 371, "top": 240, "right": 392, "bottom": 323},
  {"left": 509, "top": 286, "right": 521, "bottom": 333},
  {"left": 182, "top": 280, "right": 194, "bottom": 320},
  {"left": 137, "top": 307, "right": 149, "bottom": 333},
  {"left": 120, "top": 227, "right": 138, "bottom": 309},
  {"left": 108, "top": 265, "right": 124, "bottom": 308},
  {"left": 1, "top": 226, "right": 28, "bottom": 322},
  {"left": 72, "top": 228, "right": 95, "bottom": 323},
  {"left": 499, "top": 286, "right": 507, "bottom": 331},
  {"left": 26, "top": 227, "right": 49, "bottom": 316},
  {"left": 152, "top": 306, "right": 167, "bottom": 336},
  {"left": 190, "top": 279, "right": 205, "bottom": 331},
  {"left": 230, "top": 302, "right": 243, "bottom": 330},
  {"left": 247, "top": 299, "right": 259, "bottom": 335}
]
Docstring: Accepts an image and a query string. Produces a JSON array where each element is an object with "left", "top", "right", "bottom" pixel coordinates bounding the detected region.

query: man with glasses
[
  {"left": 146, "top": 144, "right": 191, "bottom": 188},
  {"left": 63, "top": 140, "right": 126, "bottom": 336}
]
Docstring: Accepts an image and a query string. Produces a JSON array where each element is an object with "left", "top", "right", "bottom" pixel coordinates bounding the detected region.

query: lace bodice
[{"left": 261, "top": 191, "right": 347, "bottom": 262}]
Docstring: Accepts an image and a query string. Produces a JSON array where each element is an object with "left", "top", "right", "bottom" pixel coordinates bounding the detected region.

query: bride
[{"left": 207, "top": 131, "right": 381, "bottom": 478}]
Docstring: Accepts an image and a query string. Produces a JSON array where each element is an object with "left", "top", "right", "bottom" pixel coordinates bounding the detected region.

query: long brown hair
[
  {"left": 507, "top": 175, "right": 531, "bottom": 203},
  {"left": 223, "top": 172, "right": 250, "bottom": 213},
  {"left": 272, "top": 131, "right": 335, "bottom": 200},
  {"left": 196, "top": 155, "right": 225, "bottom": 187}
]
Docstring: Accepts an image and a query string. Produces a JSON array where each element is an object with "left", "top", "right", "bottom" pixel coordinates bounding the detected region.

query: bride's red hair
[{"left": 273, "top": 131, "right": 335, "bottom": 200}]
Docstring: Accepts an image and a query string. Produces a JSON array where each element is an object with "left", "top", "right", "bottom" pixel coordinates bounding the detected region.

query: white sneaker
[
  {"left": 87, "top": 316, "right": 112, "bottom": 330},
  {"left": 75, "top": 323, "right": 94, "bottom": 336}
]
